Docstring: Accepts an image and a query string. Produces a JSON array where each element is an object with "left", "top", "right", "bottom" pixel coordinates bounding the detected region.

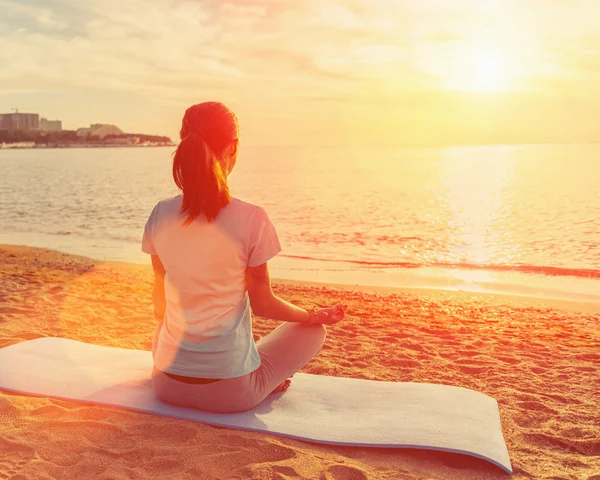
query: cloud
[
  {"left": 2, "top": 0, "right": 600, "bottom": 144},
  {"left": 0, "top": 0, "right": 418, "bottom": 100}
]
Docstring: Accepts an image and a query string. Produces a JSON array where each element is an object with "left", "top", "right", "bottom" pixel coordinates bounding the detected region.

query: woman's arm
[
  {"left": 246, "top": 263, "right": 312, "bottom": 323},
  {"left": 151, "top": 254, "right": 166, "bottom": 321}
]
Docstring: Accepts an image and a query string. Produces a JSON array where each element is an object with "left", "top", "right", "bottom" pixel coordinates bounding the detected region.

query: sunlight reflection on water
[{"left": 1, "top": 144, "right": 599, "bottom": 298}]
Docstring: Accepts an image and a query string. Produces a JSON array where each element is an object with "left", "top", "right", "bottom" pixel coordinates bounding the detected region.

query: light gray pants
[{"left": 151, "top": 321, "right": 327, "bottom": 413}]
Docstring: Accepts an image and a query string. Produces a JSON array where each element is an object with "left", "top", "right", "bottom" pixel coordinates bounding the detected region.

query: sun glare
[
  {"left": 445, "top": 46, "right": 513, "bottom": 93},
  {"left": 446, "top": 49, "right": 510, "bottom": 92},
  {"left": 440, "top": 146, "right": 517, "bottom": 266},
  {"left": 419, "top": 41, "right": 517, "bottom": 93}
]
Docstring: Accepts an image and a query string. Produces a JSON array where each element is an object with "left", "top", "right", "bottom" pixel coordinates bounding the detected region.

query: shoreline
[
  {"left": 2, "top": 242, "right": 598, "bottom": 314},
  {"left": 1, "top": 244, "right": 599, "bottom": 479}
]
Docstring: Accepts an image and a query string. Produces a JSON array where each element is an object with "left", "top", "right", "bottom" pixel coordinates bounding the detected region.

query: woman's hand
[{"left": 315, "top": 304, "right": 347, "bottom": 325}]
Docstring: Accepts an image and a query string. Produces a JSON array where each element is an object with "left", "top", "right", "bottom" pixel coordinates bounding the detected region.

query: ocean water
[{"left": 1, "top": 144, "right": 599, "bottom": 302}]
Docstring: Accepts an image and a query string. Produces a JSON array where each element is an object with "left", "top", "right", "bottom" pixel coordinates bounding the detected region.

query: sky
[{"left": 2, "top": 0, "right": 600, "bottom": 146}]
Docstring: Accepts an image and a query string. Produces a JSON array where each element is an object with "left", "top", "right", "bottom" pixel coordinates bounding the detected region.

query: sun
[
  {"left": 445, "top": 46, "right": 513, "bottom": 93},
  {"left": 418, "top": 42, "right": 517, "bottom": 93},
  {"left": 440, "top": 44, "right": 516, "bottom": 93}
]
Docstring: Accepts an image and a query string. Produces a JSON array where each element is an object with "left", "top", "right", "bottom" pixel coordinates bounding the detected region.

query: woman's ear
[
  {"left": 224, "top": 139, "right": 238, "bottom": 175},
  {"left": 229, "top": 139, "right": 238, "bottom": 158}
]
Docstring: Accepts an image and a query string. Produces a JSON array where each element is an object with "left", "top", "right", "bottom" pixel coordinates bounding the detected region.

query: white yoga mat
[{"left": 0, "top": 337, "right": 512, "bottom": 473}]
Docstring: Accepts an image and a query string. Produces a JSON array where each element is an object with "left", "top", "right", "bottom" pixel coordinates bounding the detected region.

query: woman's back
[{"left": 143, "top": 194, "right": 281, "bottom": 378}]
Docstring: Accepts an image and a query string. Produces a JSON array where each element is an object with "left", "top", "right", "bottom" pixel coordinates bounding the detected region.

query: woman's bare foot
[{"left": 270, "top": 378, "right": 292, "bottom": 395}]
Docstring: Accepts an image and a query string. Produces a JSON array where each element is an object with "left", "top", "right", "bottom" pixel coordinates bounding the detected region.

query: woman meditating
[{"left": 142, "top": 102, "right": 346, "bottom": 413}]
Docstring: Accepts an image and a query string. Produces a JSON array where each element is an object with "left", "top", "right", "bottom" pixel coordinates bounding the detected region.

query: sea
[{"left": 1, "top": 144, "right": 599, "bottom": 303}]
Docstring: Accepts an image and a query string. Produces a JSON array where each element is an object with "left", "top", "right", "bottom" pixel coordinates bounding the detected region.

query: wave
[
  {"left": 300, "top": 234, "right": 426, "bottom": 246},
  {"left": 278, "top": 254, "right": 600, "bottom": 280}
]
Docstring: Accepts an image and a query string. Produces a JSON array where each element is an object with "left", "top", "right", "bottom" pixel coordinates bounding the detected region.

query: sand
[{"left": 0, "top": 244, "right": 598, "bottom": 480}]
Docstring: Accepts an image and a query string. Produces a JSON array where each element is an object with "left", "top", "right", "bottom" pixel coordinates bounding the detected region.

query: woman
[{"left": 142, "top": 102, "right": 346, "bottom": 413}]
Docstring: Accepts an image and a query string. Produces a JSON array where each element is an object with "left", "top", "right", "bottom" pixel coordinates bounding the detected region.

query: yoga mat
[{"left": 0, "top": 337, "right": 512, "bottom": 473}]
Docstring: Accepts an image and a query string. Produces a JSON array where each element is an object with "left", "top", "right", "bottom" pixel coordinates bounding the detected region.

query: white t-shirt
[{"left": 142, "top": 195, "right": 281, "bottom": 378}]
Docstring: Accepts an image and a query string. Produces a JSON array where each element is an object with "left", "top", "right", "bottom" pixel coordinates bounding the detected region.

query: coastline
[
  {"left": 1, "top": 244, "right": 599, "bottom": 479},
  {"left": 0, "top": 144, "right": 175, "bottom": 149}
]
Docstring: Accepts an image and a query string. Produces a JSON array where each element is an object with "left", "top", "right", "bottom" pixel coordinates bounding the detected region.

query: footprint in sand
[
  {"left": 144, "top": 457, "right": 183, "bottom": 474},
  {"left": 522, "top": 433, "right": 600, "bottom": 456},
  {"left": 513, "top": 391, "right": 578, "bottom": 407},
  {"left": 344, "top": 343, "right": 362, "bottom": 353},
  {"left": 0, "top": 398, "right": 24, "bottom": 436},
  {"left": 542, "top": 392, "right": 584, "bottom": 406},
  {"left": 516, "top": 400, "right": 557, "bottom": 415},
  {"left": 529, "top": 366, "right": 548, "bottom": 375},
  {"left": 320, "top": 464, "right": 369, "bottom": 480},
  {"left": 196, "top": 437, "right": 298, "bottom": 478},
  {"left": 496, "top": 355, "right": 522, "bottom": 365},
  {"left": 403, "top": 342, "right": 427, "bottom": 353},
  {"left": 232, "top": 464, "right": 300, "bottom": 480},
  {"left": 350, "top": 360, "right": 369, "bottom": 369},
  {"left": 208, "top": 434, "right": 298, "bottom": 464},
  {"left": 385, "top": 332, "right": 409, "bottom": 340},
  {"left": 380, "top": 357, "right": 419, "bottom": 369},
  {"left": 458, "top": 348, "right": 483, "bottom": 358},
  {"left": 454, "top": 358, "right": 489, "bottom": 366},
  {"left": 128, "top": 422, "right": 198, "bottom": 445},
  {"left": 0, "top": 438, "right": 34, "bottom": 480},
  {"left": 513, "top": 413, "right": 545, "bottom": 429},
  {"left": 458, "top": 365, "right": 490, "bottom": 375},
  {"left": 513, "top": 400, "right": 558, "bottom": 428}
]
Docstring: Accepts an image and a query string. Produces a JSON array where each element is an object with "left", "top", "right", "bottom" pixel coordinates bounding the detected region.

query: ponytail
[{"left": 172, "top": 102, "right": 238, "bottom": 224}]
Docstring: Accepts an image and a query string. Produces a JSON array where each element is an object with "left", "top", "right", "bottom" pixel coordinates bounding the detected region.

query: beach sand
[{"left": 0, "top": 244, "right": 598, "bottom": 480}]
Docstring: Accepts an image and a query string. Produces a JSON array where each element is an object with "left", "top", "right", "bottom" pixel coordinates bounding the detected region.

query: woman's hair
[{"left": 172, "top": 102, "right": 239, "bottom": 224}]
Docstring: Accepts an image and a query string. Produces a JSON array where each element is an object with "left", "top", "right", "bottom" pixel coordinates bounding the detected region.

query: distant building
[
  {"left": 40, "top": 117, "right": 62, "bottom": 132},
  {"left": 76, "top": 124, "right": 123, "bottom": 139},
  {"left": 0, "top": 112, "right": 40, "bottom": 131}
]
